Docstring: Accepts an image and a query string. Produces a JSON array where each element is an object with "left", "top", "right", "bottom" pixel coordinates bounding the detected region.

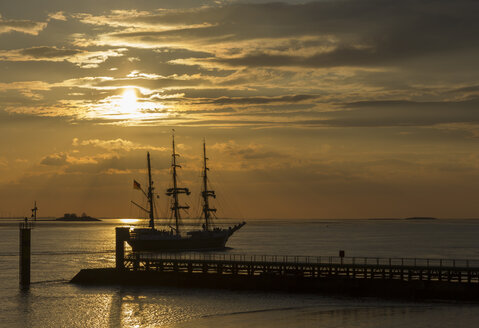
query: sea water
[{"left": 1, "top": 219, "right": 478, "bottom": 327}]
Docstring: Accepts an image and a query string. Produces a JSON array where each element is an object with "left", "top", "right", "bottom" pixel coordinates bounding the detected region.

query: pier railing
[{"left": 125, "top": 252, "right": 479, "bottom": 269}]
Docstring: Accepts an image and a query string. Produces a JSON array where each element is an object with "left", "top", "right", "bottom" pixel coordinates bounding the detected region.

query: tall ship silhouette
[{"left": 127, "top": 134, "right": 245, "bottom": 251}]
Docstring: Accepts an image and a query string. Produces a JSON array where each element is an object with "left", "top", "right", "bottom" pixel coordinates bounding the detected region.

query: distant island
[
  {"left": 404, "top": 217, "right": 437, "bottom": 220},
  {"left": 56, "top": 213, "right": 101, "bottom": 221}
]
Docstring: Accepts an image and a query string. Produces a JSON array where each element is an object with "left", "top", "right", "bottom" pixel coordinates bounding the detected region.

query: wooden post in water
[
  {"left": 116, "top": 227, "right": 130, "bottom": 270},
  {"left": 19, "top": 220, "right": 32, "bottom": 288}
]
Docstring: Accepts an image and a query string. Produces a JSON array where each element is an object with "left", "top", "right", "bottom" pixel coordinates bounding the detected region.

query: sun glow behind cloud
[
  {"left": 83, "top": 87, "right": 170, "bottom": 124},
  {"left": 120, "top": 88, "right": 137, "bottom": 113}
]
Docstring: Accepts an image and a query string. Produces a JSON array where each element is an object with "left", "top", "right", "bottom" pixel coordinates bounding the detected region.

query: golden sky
[{"left": 1, "top": 0, "right": 479, "bottom": 219}]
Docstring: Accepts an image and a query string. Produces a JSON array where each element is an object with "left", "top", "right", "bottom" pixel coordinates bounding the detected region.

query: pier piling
[
  {"left": 19, "top": 221, "right": 32, "bottom": 288},
  {"left": 116, "top": 227, "right": 130, "bottom": 270}
]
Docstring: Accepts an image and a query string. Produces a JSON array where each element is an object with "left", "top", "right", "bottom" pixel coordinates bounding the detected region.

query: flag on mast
[{"left": 133, "top": 180, "right": 141, "bottom": 190}]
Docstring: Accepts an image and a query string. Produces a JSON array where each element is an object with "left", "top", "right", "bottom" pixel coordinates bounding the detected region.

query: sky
[{"left": 0, "top": 0, "right": 479, "bottom": 219}]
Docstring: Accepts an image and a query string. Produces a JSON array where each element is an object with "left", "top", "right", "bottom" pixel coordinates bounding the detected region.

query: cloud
[
  {"left": 75, "top": 9, "right": 215, "bottom": 30},
  {"left": 0, "top": 47, "right": 127, "bottom": 68},
  {"left": 0, "top": 81, "right": 52, "bottom": 91},
  {"left": 72, "top": 138, "right": 167, "bottom": 152},
  {"left": 40, "top": 153, "right": 68, "bottom": 166},
  {"left": 91, "top": 75, "right": 206, "bottom": 89},
  {"left": 446, "top": 85, "right": 479, "bottom": 100},
  {"left": 48, "top": 11, "right": 67, "bottom": 21},
  {"left": 20, "top": 46, "right": 82, "bottom": 58},
  {"left": 211, "top": 140, "right": 287, "bottom": 160},
  {"left": 38, "top": 146, "right": 148, "bottom": 174},
  {"left": 0, "top": 14, "right": 47, "bottom": 35},
  {"left": 1, "top": 1, "right": 478, "bottom": 129}
]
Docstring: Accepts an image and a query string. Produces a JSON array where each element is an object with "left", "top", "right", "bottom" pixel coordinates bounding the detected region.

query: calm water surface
[{"left": 1, "top": 219, "right": 478, "bottom": 327}]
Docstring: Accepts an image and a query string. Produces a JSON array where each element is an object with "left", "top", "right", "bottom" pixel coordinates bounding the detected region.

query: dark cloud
[
  {"left": 446, "top": 85, "right": 479, "bottom": 96},
  {"left": 178, "top": 107, "right": 235, "bottom": 115},
  {"left": 0, "top": 0, "right": 207, "bottom": 18},
  {"left": 215, "top": 48, "right": 383, "bottom": 68},
  {"left": 312, "top": 98, "right": 479, "bottom": 128},
  {"left": 0, "top": 19, "right": 40, "bottom": 30},
  {"left": 0, "top": 16, "right": 47, "bottom": 35},
  {"left": 177, "top": 119, "right": 278, "bottom": 127},
  {"left": 19, "top": 46, "right": 82, "bottom": 58},
  {"left": 102, "top": 1, "right": 478, "bottom": 69},
  {"left": 170, "top": 88, "right": 280, "bottom": 100},
  {"left": 0, "top": 61, "right": 87, "bottom": 83},
  {"left": 105, "top": 2, "right": 334, "bottom": 41},
  {"left": 0, "top": 90, "right": 38, "bottom": 105},
  {"left": 0, "top": 108, "right": 70, "bottom": 125},
  {"left": 211, "top": 141, "right": 288, "bottom": 161},
  {"left": 205, "top": 94, "right": 319, "bottom": 105},
  {"left": 154, "top": 98, "right": 479, "bottom": 129}
]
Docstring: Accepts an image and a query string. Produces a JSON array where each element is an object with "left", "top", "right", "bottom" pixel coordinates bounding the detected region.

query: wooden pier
[
  {"left": 71, "top": 227, "right": 479, "bottom": 300},
  {"left": 123, "top": 252, "right": 479, "bottom": 284},
  {"left": 72, "top": 251, "right": 479, "bottom": 300}
]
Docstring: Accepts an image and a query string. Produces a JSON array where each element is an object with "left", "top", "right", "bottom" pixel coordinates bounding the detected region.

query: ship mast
[
  {"left": 147, "top": 152, "right": 155, "bottom": 229},
  {"left": 166, "top": 132, "right": 190, "bottom": 235},
  {"left": 201, "top": 140, "right": 216, "bottom": 231}
]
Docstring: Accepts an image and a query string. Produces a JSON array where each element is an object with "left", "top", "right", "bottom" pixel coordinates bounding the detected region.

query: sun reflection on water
[{"left": 120, "top": 218, "right": 140, "bottom": 224}]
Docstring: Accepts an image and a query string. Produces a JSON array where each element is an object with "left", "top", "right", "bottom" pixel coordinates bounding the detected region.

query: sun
[{"left": 120, "top": 88, "right": 137, "bottom": 113}]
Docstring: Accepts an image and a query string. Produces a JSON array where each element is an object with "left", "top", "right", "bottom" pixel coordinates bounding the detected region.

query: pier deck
[{"left": 124, "top": 253, "right": 479, "bottom": 284}]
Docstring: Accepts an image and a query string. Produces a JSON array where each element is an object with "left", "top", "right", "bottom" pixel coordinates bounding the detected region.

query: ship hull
[
  {"left": 127, "top": 235, "right": 229, "bottom": 252},
  {"left": 126, "top": 222, "right": 246, "bottom": 252}
]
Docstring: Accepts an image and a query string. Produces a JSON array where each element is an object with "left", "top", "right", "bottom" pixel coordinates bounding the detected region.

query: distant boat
[
  {"left": 127, "top": 134, "right": 245, "bottom": 252},
  {"left": 56, "top": 213, "right": 101, "bottom": 221}
]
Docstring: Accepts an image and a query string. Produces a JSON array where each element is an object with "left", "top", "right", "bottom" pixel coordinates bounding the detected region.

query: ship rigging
[{"left": 126, "top": 133, "right": 245, "bottom": 251}]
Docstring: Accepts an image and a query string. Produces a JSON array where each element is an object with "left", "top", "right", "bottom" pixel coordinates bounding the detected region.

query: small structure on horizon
[{"left": 56, "top": 213, "right": 101, "bottom": 221}]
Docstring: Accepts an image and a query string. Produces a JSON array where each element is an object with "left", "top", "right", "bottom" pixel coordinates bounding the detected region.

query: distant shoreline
[{"left": 4, "top": 216, "right": 479, "bottom": 221}]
